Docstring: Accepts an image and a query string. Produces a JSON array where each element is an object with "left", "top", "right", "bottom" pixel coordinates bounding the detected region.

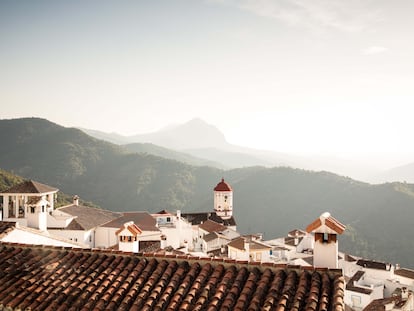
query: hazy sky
[{"left": 1, "top": 0, "right": 414, "bottom": 163}]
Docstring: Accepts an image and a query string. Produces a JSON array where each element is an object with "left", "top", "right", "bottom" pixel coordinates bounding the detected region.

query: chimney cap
[{"left": 73, "top": 195, "right": 80, "bottom": 205}]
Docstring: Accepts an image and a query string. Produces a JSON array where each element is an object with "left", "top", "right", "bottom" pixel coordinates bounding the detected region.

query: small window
[
  {"left": 166, "top": 217, "right": 171, "bottom": 222},
  {"left": 30, "top": 207, "right": 36, "bottom": 214},
  {"left": 323, "top": 233, "right": 329, "bottom": 243}
]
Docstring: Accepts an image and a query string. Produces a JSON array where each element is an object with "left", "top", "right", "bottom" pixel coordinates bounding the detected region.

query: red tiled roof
[
  {"left": 1, "top": 180, "right": 58, "bottom": 194},
  {"left": 227, "top": 237, "right": 246, "bottom": 250},
  {"left": 214, "top": 178, "right": 232, "bottom": 191},
  {"left": 199, "top": 219, "right": 227, "bottom": 233},
  {"left": 0, "top": 243, "right": 345, "bottom": 311},
  {"left": 115, "top": 222, "right": 142, "bottom": 236},
  {"left": 102, "top": 212, "right": 159, "bottom": 232},
  {"left": 306, "top": 212, "right": 346, "bottom": 234}
]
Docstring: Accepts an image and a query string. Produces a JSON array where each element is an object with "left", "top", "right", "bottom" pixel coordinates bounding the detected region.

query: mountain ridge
[
  {"left": 1, "top": 117, "right": 414, "bottom": 268},
  {"left": 80, "top": 118, "right": 391, "bottom": 182}
]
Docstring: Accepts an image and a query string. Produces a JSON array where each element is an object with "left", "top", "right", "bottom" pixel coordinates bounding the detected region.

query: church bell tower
[{"left": 213, "top": 178, "right": 233, "bottom": 219}]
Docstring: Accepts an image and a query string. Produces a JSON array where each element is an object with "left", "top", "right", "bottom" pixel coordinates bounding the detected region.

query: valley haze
[
  {"left": 81, "top": 118, "right": 414, "bottom": 184},
  {"left": 1, "top": 0, "right": 414, "bottom": 182}
]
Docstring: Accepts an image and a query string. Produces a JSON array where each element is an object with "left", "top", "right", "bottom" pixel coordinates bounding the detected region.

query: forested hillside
[{"left": 1, "top": 117, "right": 414, "bottom": 268}]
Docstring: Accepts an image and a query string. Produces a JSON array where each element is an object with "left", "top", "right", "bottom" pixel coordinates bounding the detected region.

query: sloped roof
[
  {"left": 395, "top": 268, "right": 414, "bottom": 279},
  {"left": 306, "top": 212, "right": 346, "bottom": 234},
  {"left": 227, "top": 237, "right": 272, "bottom": 251},
  {"left": 0, "top": 223, "right": 86, "bottom": 247},
  {"left": 227, "top": 237, "right": 246, "bottom": 250},
  {"left": 57, "top": 204, "right": 120, "bottom": 230},
  {"left": 0, "top": 243, "right": 346, "bottom": 311},
  {"left": 249, "top": 240, "right": 272, "bottom": 250},
  {"left": 1, "top": 180, "right": 58, "bottom": 194},
  {"left": 102, "top": 211, "right": 159, "bottom": 232},
  {"left": 181, "top": 212, "right": 236, "bottom": 226},
  {"left": 115, "top": 222, "right": 142, "bottom": 236},
  {"left": 203, "top": 232, "right": 220, "bottom": 242},
  {"left": 214, "top": 178, "right": 232, "bottom": 191},
  {"left": 199, "top": 219, "right": 227, "bottom": 233}
]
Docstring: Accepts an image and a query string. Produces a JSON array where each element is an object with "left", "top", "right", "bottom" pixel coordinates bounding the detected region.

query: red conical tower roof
[{"left": 214, "top": 178, "right": 232, "bottom": 191}]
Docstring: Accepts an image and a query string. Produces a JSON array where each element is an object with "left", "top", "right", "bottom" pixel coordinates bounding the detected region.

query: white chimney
[
  {"left": 73, "top": 195, "right": 79, "bottom": 206},
  {"left": 402, "top": 287, "right": 408, "bottom": 299},
  {"left": 160, "top": 234, "right": 167, "bottom": 249}
]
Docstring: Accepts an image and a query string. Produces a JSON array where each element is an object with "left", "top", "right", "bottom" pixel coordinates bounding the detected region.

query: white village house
[{"left": 0, "top": 178, "right": 240, "bottom": 254}]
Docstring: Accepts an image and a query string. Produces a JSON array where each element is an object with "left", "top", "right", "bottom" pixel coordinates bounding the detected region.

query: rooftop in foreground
[{"left": 0, "top": 242, "right": 345, "bottom": 311}]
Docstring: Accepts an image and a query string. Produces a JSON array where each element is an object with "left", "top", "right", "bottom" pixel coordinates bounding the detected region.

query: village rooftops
[
  {"left": 101, "top": 211, "right": 160, "bottom": 232},
  {"left": 181, "top": 211, "right": 236, "bottom": 226},
  {"left": 199, "top": 219, "right": 227, "bottom": 233},
  {"left": 55, "top": 204, "right": 120, "bottom": 230},
  {"left": 1, "top": 180, "right": 58, "bottom": 194},
  {"left": 0, "top": 242, "right": 346, "bottom": 311},
  {"left": 227, "top": 236, "right": 272, "bottom": 251}
]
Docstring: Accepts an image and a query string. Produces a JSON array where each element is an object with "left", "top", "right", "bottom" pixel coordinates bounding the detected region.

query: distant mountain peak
[{"left": 130, "top": 118, "right": 229, "bottom": 151}]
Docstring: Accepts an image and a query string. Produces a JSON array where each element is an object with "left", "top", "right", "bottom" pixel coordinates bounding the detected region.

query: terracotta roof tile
[
  {"left": 102, "top": 211, "right": 160, "bottom": 231},
  {"left": 0, "top": 243, "right": 345, "bottom": 311},
  {"left": 306, "top": 212, "right": 346, "bottom": 234},
  {"left": 199, "top": 219, "right": 227, "bottom": 233}
]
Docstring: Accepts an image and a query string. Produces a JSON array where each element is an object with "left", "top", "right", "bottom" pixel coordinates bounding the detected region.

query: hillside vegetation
[{"left": 1, "top": 117, "right": 414, "bottom": 268}]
